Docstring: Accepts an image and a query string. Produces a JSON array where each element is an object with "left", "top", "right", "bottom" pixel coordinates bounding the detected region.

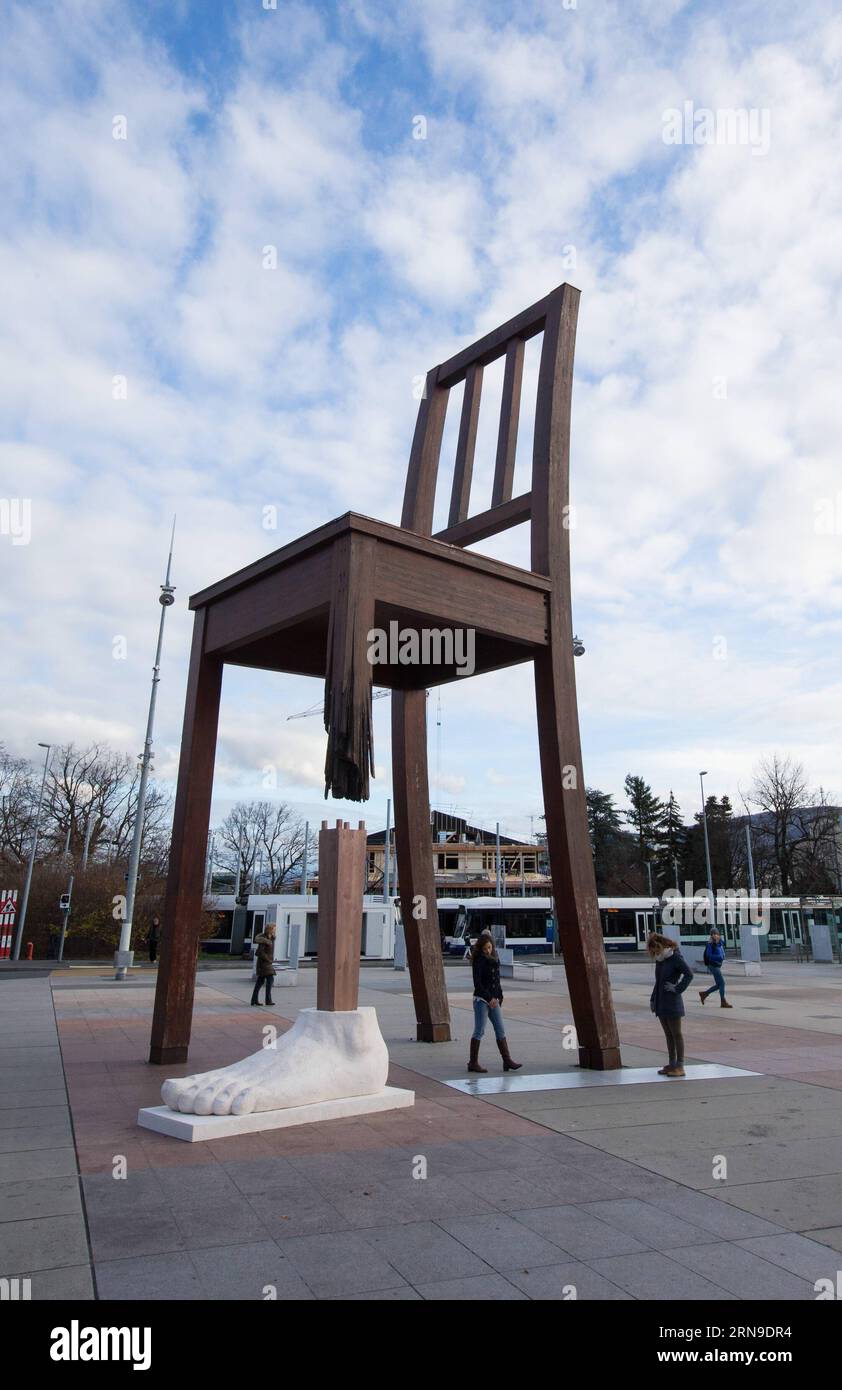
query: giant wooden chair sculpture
[{"left": 150, "top": 283, "right": 621, "bottom": 1070}]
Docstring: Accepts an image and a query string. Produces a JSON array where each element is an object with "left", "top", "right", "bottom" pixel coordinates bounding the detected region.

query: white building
[{"left": 202, "top": 893, "right": 397, "bottom": 961}]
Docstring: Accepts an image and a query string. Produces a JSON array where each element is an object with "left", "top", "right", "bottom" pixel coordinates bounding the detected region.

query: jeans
[
  {"left": 472, "top": 998, "right": 506, "bottom": 1042},
  {"left": 701, "top": 966, "right": 726, "bottom": 1001},
  {"left": 658, "top": 1014, "right": 684, "bottom": 1067},
  {"left": 251, "top": 975, "right": 274, "bottom": 1004}
]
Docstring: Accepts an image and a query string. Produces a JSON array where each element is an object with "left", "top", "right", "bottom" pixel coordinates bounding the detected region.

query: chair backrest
[{"left": 401, "top": 283, "right": 580, "bottom": 579}]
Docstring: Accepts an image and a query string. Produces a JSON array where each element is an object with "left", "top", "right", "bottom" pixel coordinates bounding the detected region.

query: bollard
[{"left": 25, "top": 943, "right": 34, "bottom": 961}]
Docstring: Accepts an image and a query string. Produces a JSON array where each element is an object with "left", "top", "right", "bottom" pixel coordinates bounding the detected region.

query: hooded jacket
[
  {"left": 253, "top": 932, "right": 276, "bottom": 977},
  {"left": 650, "top": 949, "right": 693, "bottom": 1017}
]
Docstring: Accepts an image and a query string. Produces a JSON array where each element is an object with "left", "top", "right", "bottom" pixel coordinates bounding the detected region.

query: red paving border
[
  {"left": 56, "top": 1004, "right": 546, "bottom": 1174},
  {"left": 55, "top": 977, "right": 842, "bottom": 1177}
]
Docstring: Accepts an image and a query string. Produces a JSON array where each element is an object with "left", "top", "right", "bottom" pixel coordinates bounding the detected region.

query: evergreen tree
[
  {"left": 586, "top": 788, "right": 626, "bottom": 891},
  {"left": 694, "top": 796, "right": 737, "bottom": 892},
  {"left": 623, "top": 775, "right": 664, "bottom": 872},
  {"left": 654, "top": 790, "right": 686, "bottom": 891}
]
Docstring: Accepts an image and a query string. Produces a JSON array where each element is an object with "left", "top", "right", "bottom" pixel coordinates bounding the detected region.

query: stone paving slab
[
  {"left": 506, "top": 1260, "right": 633, "bottom": 1300},
  {"left": 619, "top": 1135, "right": 842, "bottom": 1186},
  {"left": 807, "top": 1227, "right": 842, "bottom": 1253},
  {"left": 25, "top": 1265, "right": 95, "bottom": 1300},
  {"left": 664, "top": 1242, "right": 817, "bottom": 1300},
  {"left": 440, "top": 1211, "right": 579, "bottom": 1270},
  {"left": 414, "top": 1272, "right": 528, "bottom": 1300},
  {"left": 701, "top": 1175, "right": 842, "bottom": 1232},
  {"left": 0, "top": 1175, "right": 82, "bottom": 1222},
  {"left": 277, "top": 1230, "right": 412, "bottom": 1298},
  {"left": 0, "top": 1212, "right": 90, "bottom": 1274},
  {"left": 587, "top": 1250, "right": 740, "bottom": 1300},
  {"left": 736, "top": 1232, "right": 842, "bottom": 1283},
  {"left": 359, "top": 1220, "right": 492, "bottom": 1282}
]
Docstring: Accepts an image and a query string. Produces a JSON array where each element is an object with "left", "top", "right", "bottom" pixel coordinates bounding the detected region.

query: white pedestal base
[
  {"left": 738, "top": 959, "right": 763, "bottom": 976},
  {"left": 501, "top": 962, "right": 553, "bottom": 982},
  {"left": 138, "top": 1085, "right": 414, "bottom": 1141}
]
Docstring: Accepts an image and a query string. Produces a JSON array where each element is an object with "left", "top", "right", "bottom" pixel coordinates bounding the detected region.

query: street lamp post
[
  {"left": 382, "top": 799, "right": 391, "bottom": 904},
  {"left": 57, "top": 874, "right": 74, "bottom": 962},
  {"left": 699, "top": 770, "right": 716, "bottom": 932},
  {"left": 115, "top": 522, "right": 176, "bottom": 981},
  {"left": 301, "top": 821, "right": 310, "bottom": 896},
  {"left": 13, "top": 742, "right": 52, "bottom": 961}
]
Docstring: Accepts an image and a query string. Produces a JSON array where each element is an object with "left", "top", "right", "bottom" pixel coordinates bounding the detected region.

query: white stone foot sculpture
[{"left": 160, "top": 1007, "right": 389, "bottom": 1116}]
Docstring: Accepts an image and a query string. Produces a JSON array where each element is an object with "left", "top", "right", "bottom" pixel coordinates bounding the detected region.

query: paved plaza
[{"left": 2, "top": 957, "right": 842, "bottom": 1301}]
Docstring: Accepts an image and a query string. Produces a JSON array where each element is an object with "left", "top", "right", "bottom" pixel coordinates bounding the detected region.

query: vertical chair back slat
[
  {"left": 400, "top": 369, "right": 450, "bottom": 536},
  {"left": 491, "top": 338, "right": 525, "bottom": 507},
  {"left": 448, "top": 362, "right": 483, "bottom": 527}
]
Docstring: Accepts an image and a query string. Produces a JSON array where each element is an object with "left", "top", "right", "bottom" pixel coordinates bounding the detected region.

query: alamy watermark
[
  {"left": 661, "top": 885, "right": 772, "bottom": 934},
  {"left": 367, "top": 621, "right": 475, "bottom": 677},
  {"left": 0, "top": 498, "right": 31, "bottom": 545},
  {"left": 662, "top": 101, "right": 771, "bottom": 156}
]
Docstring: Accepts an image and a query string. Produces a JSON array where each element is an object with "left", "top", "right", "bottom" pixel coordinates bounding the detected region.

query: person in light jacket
[
  {"left": 467, "top": 931, "right": 522, "bottom": 1074},
  {"left": 699, "top": 929, "right": 732, "bottom": 1008},
  {"left": 647, "top": 932, "right": 694, "bottom": 1078},
  {"left": 251, "top": 924, "right": 276, "bottom": 1007}
]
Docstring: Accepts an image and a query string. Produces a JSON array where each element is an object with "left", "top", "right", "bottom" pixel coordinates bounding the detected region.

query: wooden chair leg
[
  {"left": 534, "top": 645, "right": 622, "bottom": 1070},
  {"left": 150, "top": 609, "right": 222, "bottom": 1065},
  {"left": 391, "top": 688, "right": 452, "bottom": 1042}
]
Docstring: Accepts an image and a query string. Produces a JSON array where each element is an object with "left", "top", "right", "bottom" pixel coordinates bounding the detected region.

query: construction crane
[{"left": 287, "top": 689, "right": 392, "bottom": 721}]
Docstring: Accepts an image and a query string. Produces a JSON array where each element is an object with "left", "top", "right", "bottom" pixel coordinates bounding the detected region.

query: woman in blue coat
[
  {"left": 647, "top": 933, "right": 694, "bottom": 1078},
  {"left": 699, "top": 929, "right": 732, "bottom": 1008}
]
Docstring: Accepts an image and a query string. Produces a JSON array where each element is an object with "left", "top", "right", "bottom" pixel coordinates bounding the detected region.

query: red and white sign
[{"left": 0, "top": 889, "right": 18, "bottom": 958}]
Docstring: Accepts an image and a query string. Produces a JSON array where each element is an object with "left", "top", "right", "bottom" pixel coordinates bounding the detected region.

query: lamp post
[
  {"left": 13, "top": 742, "right": 52, "bottom": 961},
  {"left": 699, "top": 770, "right": 715, "bottom": 932},
  {"left": 383, "top": 799, "right": 391, "bottom": 904},
  {"left": 301, "top": 820, "right": 310, "bottom": 896},
  {"left": 115, "top": 522, "right": 176, "bottom": 981}
]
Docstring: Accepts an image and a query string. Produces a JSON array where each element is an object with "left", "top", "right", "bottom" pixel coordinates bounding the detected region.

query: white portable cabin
[{"left": 202, "top": 893, "right": 397, "bottom": 961}]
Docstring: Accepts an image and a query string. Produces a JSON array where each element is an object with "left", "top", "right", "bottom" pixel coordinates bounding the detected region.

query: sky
[{"left": 2, "top": 0, "right": 841, "bottom": 843}]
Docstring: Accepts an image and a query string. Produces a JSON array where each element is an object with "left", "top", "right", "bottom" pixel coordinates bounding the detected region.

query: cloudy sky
[{"left": 2, "top": 0, "right": 841, "bottom": 841}]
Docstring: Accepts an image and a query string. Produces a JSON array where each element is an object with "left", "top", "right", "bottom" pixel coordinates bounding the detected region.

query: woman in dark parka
[
  {"left": 467, "top": 931, "right": 522, "bottom": 1074},
  {"left": 251, "top": 924, "right": 276, "bottom": 1006},
  {"left": 647, "top": 932, "right": 694, "bottom": 1078}
]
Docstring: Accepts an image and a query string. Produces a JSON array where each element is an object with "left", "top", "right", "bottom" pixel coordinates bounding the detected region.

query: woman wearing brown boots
[{"left": 467, "top": 931, "right": 522, "bottom": 1074}]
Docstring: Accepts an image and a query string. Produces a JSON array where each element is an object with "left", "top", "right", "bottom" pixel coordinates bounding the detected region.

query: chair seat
[{"left": 190, "top": 510, "right": 550, "bottom": 688}]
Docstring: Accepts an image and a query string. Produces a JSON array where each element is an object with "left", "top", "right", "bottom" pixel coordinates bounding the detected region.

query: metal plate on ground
[{"left": 443, "top": 1064, "right": 762, "bottom": 1095}]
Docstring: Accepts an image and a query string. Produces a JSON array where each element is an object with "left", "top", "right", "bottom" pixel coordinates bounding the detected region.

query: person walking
[
  {"left": 699, "top": 928, "right": 732, "bottom": 1008},
  {"left": 148, "top": 916, "right": 161, "bottom": 964},
  {"left": 251, "top": 923, "right": 276, "bottom": 1006},
  {"left": 467, "top": 930, "right": 522, "bottom": 1074},
  {"left": 647, "top": 932, "right": 694, "bottom": 1078}
]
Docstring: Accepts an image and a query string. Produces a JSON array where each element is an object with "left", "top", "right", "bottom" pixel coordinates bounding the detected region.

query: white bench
[{"left": 499, "top": 949, "right": 552, "bottom": 982}]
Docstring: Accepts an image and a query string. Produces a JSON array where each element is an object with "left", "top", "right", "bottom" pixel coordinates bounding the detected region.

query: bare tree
[
  {"left": 43, "top": 743, "right": 171, "bottom": 869},
  {"left": 107, "top": 778, "right": 172, "bottom": 867},
  {"left": 44, "top": 744, "right": 134, "bottom": 859},
  {"left": 0, "top": 744, "right": 35, "bottom": 867},
  {"left": 749, "top": 756, "right": 840, "bottom": 894},
  {"left": 790, "top": 792, "right": 842, "bottom": 894},
  {"left": 216, "top": 801, "right": 307, "bottom": 893}
]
